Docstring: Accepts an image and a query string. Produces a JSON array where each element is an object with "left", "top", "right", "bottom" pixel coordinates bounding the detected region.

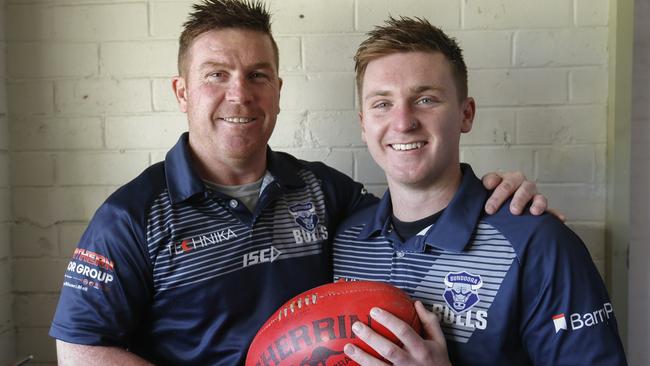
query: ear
[
  {"left": 172, "top": 76, "right": 188, "bottom": 113},
  {"left": 277, "top": 77, "right": 283, "bottom": 113},
  {"left": 359, "top": 110, "right": 367, "bottom": 143},
  {"left": 460, "top": 97, "right": 476, "bottom": 133}
]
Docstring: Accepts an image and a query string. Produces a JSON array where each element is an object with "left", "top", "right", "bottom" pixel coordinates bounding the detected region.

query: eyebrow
[
  {"left": 199, "top": 61, "right": 276, "bottom": 71},
  {"left": 363, "top": 85, "right": 444, "bottom": 101},
  {"left": 411, "top": 85, "right": 444, "bottom": 94}
]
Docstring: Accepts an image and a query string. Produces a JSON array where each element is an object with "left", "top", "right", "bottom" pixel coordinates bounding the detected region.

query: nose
[
  {"left": 390, "top": 104, "right": 418, "bottom": 132},
  {"left": 225, "top": 76, "right": 253, "bottom": 104}
]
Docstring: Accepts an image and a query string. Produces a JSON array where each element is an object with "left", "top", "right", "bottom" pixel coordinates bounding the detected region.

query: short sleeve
[
  {"left": 49, "top": 202, "right": 153, "bottom": 347},
  {"left": 519, "top": 216, "right": 627, "bottom": 365}
]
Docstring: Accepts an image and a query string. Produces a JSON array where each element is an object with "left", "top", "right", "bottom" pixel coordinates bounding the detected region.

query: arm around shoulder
[{"left": 57, "top": 340, "right": 154, "bottom": 366}]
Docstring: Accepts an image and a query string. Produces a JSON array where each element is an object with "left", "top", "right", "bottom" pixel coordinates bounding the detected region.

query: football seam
[{"left": 255, "top": 287, "right": 409, "bottom": 338}]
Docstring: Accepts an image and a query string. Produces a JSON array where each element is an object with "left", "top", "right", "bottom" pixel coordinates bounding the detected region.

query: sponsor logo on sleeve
[
  {"left": 64, "top": 248, "right": 115, "bottom": 292},
  {"left": 553, "top": 314, "right": 568, "bottom": 333},
  {"left": 552, "top": 302, "right": 615, "bottom": 334}
]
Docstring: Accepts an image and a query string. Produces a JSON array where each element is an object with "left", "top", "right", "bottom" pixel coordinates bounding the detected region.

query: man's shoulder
[
  {"left": 482, "top": 202, "right": 576, "bottom": 254},
  {"left": 271, "top": 150, "right": 378, "bottom": 214},
  {"left": 271, "top": 150, "right": 352, "bottom": 180},
  {"left": 97, "top": 161, "right": 168, "bottom": 221},
  {"left": 334, "top": 201, "right": 381, "bottom": 237}
]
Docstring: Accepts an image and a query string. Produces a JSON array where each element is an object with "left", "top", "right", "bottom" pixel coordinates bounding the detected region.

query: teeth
[
  {"left": 391, "top": 142, "right": 424, "bottom": 151},
  {"left": 222, "top": 117, "right": 254, "bottom": 123}
]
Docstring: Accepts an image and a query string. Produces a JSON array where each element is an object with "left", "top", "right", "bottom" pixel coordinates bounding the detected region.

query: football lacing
[{"left": 278, "top": 293, "right": 318, "bottom": 321}]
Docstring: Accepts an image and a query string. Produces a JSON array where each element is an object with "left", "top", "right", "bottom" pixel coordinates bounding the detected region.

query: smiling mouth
[
  {"left": 220, "top": 117, "right": 256, "bottom": 124},
  {"left": 390, "top": 142, "right": 425, "bottom": 151}
]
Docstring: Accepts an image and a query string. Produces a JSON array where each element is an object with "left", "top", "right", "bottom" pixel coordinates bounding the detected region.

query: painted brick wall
[
  {"left": 0, "top": 0, "right": 17, "bottom": 363},
  {"left": 4, "top": 0, "right": 611, "bottom": 363},
  {"left": 628, "top": 0, "right": 650, "bottom": 364}
]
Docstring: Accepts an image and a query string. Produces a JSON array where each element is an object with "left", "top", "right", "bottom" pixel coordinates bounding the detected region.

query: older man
[{"left": 50, "top": 1, "right": 547, "bottom": 365}]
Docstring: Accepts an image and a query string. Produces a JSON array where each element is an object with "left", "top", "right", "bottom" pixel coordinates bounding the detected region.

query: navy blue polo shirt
[
  {"left": 50, "top": 133, "right": 376, "bottom": 365},
  {"left": 333, "top": 164, "right": 626, "bottom": 365}
]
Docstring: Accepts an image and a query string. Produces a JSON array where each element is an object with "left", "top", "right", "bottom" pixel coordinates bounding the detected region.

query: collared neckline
[
  {"left": 165, "top": 133, "right": 205, "bottom": 204},
  {"left": 357, "top": 164, "right": 487, "bottom": 253},
  {"left": 164, "top": 133, "right": 305, "bottom": 204}
]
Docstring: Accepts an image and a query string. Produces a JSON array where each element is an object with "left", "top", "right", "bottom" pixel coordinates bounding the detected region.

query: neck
[
  {"left": 189, "top": 143, "right": 267, "bottom": 186},
  {"left": 389, "top": 166, "right": 462, "bottom": 222}
]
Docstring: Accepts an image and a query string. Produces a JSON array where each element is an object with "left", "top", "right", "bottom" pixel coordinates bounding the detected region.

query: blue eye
[
  {"left": 373, "top": 102, "right": 390, "bottom": 109},
  {"left": 416, "top": 97, "right": 434, "bottom": 105}
]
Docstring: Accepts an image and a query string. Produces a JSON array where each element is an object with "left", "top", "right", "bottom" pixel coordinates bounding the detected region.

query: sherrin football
[{"left": 246, "top": 280, "right": 421, "bottom": 366}]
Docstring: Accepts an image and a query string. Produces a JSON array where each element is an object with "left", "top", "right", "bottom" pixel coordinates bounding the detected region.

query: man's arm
[
  {"left": 57, "top": 341, "right": 153, "bottom": 366},
  {"left": 519, "top": 217, "right": 626, "bottom": 365},
  {"left": 50, "top": 202, "right": 153, "bottom": 364},
  {"left": 343, "top": 302, "right": 451, "bottom": 366}
]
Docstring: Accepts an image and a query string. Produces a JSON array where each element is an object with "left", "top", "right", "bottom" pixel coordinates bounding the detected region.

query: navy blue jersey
[
  {"left": 333, "top": 164, "right": 626, "bottom": 365},
  {"left": 50, "top": 133, "right": 377, "bottom": 365}
]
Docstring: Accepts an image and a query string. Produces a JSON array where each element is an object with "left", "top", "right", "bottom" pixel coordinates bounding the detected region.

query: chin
[{"left": 388, "top": 172, "right": 424, "bottom": 186}]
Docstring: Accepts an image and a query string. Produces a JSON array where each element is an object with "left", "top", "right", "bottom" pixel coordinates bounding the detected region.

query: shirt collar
[
  {"left": 165, "top": 133, "right": 205, "bottom": 204},
  {"left": 265, "top": 148, "right": 305, "bottom": 188},
  {"left": 165, "top": 133, "right": 304, "bottom": 204},
  {"left": 358, "top": 164, "right": 487, "bottom": 253}
]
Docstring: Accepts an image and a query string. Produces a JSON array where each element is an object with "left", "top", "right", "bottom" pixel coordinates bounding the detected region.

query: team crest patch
[
  {"left": 443, "top": 271, "right": 483, "bottom": 314},
  {"left": 288, "top": 202, "right": 319, "bottom": 232}
]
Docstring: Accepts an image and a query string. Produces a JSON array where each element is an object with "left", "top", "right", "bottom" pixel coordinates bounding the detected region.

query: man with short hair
[
  {"left": 333, "top": 17, "right": 626, "bottom": 365},
  {"left": 50, "top": 1, "right": 548, "bottom": 365}
]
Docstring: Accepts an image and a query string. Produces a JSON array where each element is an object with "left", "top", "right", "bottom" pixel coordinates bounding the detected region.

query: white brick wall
[{"left": 3, "top": 0, "right": 615, "bottom": 362}]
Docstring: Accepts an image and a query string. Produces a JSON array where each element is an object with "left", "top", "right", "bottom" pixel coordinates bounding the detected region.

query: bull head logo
[
  {"left": 288, "top": 202, "right": 319, "bottom": 232},
  {"left": 443, "top": 271, "right": 483, "bottom": 314}
]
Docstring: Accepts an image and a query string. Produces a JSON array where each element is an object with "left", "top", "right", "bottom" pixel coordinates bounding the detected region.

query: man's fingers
[
  {"left": 509, "top": 180, "right": 538, "bottom": 215},
  {"left": 484, "top": 171, "right": 524, "bottom": 214},
  {"left": 414, "top": 301, "right": 445, "bottom": 342},
  {"left": 481, "top": 172, "right": 502, "bottom": 191},
  {"left": 528, "top": 194, "right": 547, "bottom": 216},
  {"left": 350, "top": 313, "right": 409, "bottom": 364},
  {"left": 343, "top": 343, "right": 388, "bottom": 366},
  {"left": 368, "top": 307, "right": 421, "bottom": 354}
]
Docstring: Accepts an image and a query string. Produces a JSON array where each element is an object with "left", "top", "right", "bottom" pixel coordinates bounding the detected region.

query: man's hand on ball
[{"left": 343, "top": 301, "right": 452, "bottom": 366}]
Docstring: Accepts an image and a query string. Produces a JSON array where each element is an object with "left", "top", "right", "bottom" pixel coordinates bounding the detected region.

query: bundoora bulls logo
[
  {"left": 443, "top": 271, "right": 483, "bottom": 314},
  {"left": 289, "top": 202, "right": 319, "bottom": 232}
]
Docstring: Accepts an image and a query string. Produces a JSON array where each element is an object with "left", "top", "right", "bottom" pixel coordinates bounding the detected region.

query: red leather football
[{"left": 246, "top": 280, "right": 421, "bottom": 366}]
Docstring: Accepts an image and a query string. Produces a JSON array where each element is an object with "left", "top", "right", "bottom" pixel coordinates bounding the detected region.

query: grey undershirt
[{"left": 205, "top": 171, "right": 273, "bottom": 213}]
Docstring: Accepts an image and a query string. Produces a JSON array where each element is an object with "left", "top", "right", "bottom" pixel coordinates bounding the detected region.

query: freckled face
[
  {"left": 359, "top": 51, "right": 474, "bottom": 189},
  {"left": 175, "top": 29, "right": 282, "bottom": 166}
]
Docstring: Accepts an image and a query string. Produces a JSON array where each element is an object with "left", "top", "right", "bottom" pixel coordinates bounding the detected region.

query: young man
[
  {"left": 334, "top": 17, "right": 627, "bottom": 366},
  {"left": 49, "top": 1, "right": 547, "bottom": 365}
]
